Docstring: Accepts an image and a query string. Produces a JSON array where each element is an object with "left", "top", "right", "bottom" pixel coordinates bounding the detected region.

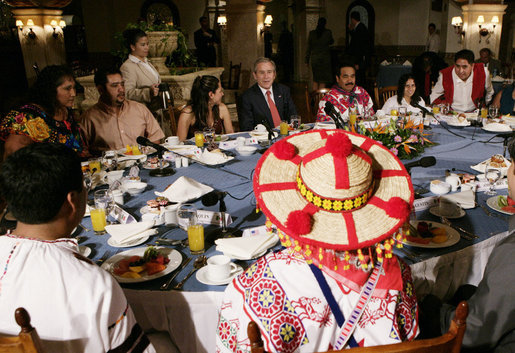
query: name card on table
[
  {"left": 247, "top": 137, "right": 259, "bottom": 145},
  {"left": 109, "top": 205, "right": 137, "bottom": 224},
  {"left": 413, "top": 196, "right": 438, "bottom": 212},
  {"left": 475, "top": 179, "right": 508, "bottom": 192},
  {"left": 219, "top": 140, "right": 238, "bottom": 150},
  {"left": 242, "top": 224, "right": 277, "bottom": 238},
  {"left": 177, "top": 210, "right": 232, "bottom": 229}
]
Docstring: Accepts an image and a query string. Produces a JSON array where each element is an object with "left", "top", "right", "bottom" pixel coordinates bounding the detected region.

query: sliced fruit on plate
[
  {"left": 501, "top": 205, "right": 515, "bottom": 213},
  {"left": 406, "top": 235, "right": 431, "bottom": 244},
  {"left": 146, "top": 262, "right": 166, "bottom": 275}
]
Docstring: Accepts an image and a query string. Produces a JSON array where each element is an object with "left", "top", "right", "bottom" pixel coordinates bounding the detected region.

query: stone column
[
  {"left": 461, "top": 4, "right": 508, "bottom": 59},
  {"left": 12, "top": 8, "right": 67, "bottom": 85},
  {"left": 225, "top": 0, "right": 266, "bottom": 85}
]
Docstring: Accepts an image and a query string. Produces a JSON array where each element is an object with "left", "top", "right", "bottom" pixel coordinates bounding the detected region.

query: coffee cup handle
[{"left": 229, "top": 262, "right": 239, "bottom": 275}]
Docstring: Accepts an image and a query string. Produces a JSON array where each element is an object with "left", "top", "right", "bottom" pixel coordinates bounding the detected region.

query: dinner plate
[
  {"left": 196, "top": 264, "right": 243, "bottom": 285},
  {"left": 471, "top": 155, "right": 510, "bottom": 175},
  {"left": 486, "top": 195, "right": 515, "bottom": 215},
  {"left": 402, "top": 220, "right": 460, "bottom": 248},
  {"left": 107, "top": 235, "right": 150, "bottom": 248},
  {"left": 429, "top": 206, "right": 466, "bottom": 219},
  {"left": 101, "top": 247, "right": 182, "bottom": 283},
  {"left": 78, "top": 245, "right": 92, "bottom": 258},
  {"left": 118, "top": 146, "right": 157, "bottom": 156},
  {"left": 446, "top": 119, "right": 471, "bottom": 127},
  {"left": 482, "top": 123, "right": 512, "bottom": 133},
  {"left": 142, "top": 161, "right": 170, "bottom": 170}
]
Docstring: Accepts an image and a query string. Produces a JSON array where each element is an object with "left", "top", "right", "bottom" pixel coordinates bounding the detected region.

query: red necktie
[{"left": 266, "top": 90, "right": 282, "bottom": 128}]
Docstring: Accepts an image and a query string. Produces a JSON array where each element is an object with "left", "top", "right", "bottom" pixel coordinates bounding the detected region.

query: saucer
[
  {"left": 107, "top": 235, "right": 149, "bottom": 248},
  {"left": 429, "top": 206, "right": 466, "bottom": 219},
  {"left": 196, "top": 264, "right": 243, "bottom": 285}
]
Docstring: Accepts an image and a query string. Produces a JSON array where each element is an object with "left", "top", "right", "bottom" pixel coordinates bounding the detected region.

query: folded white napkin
[
  {"left": 155, "top": 176, "right": 213, "bottom": 202},
  {"left": 215, "top": 234, "right": 278, "bottom": 259},
  {"left": 403, "top": 60, "right": 412, "bottom": 66},
  {"left": 195, "top": 150, "right": 234, "bottom": 165},
  {"left": 380, "top": 60, "right": 391, "bottom": 66},
  {"left": 441, "top": 190, "right": 475, "bottom": 209},
  {"left": 105, "top": 221, "right": 156, "bottom": 244}
]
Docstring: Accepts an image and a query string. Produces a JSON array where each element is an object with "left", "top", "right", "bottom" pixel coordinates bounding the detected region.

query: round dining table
[{"left": 77, "top": 126, "right": 511, "bottom": 353}]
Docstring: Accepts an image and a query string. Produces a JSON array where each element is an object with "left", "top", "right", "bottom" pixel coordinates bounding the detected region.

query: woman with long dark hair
[
  {"left": 177, "top": 75, "right": 234, "bottom": 141},
  {"left": 0, "top": 65, "right": 88, "bottom": 159},
  {"left": 381, "top": 73, "right": 427, "bottom": 114},
  {"left": 305, "top": 17, "right": 334, "bottom": 91},
  {"left": 120, "top": 28, "right": 161, "bottom": 105}
]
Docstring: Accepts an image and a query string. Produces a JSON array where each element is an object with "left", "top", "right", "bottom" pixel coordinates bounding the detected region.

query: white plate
[
  {"left": 196, "top": 264, "right": 243, "bottom": 285},
  {"left": 101, "top": 247, "right": 182, "bottom": 283},
  {"left": 486, "top": 195, "right": 515, "bottom": 215},
  {"left": 402, "top": 220, "right": 460, "bottom": 248},
  {"left": 107, "top": 235, "right": 150, "bottom": 248},
  {"left": 142, "top": 161, "right": 170, "bottom": 170},
  {"left": 78, "top": 245, "right": 91, "bottom": 258},
  {"left": 482, "top": 123, "right": 512, "bottom": 133},
  {"left": 249, "top": 131, "right": 279, "bottom": 141},
  {"left": 446, "top": 119, "right": 471, "bottom": 127},
  {"left": 471, "top": 155, "right": 510, "bottom": 174},
  {"left": 118, "top": 146, "right": 157, "bottom": 156},
  {"left": 429, "top": 206, "right": 466, "bottom": 219}
]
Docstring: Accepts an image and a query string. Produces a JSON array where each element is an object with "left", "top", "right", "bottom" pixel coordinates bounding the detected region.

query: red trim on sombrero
[
  {"left": 302, "top": 202, "right": 319, "bottom": 215},
  {"left": 318, "top": 130, "right": 329, "bottom": 139},
  {"left": 342, "top": 212, "right": 358, "bottom": 247},
  {"left": 353, "top": 148, "right": 372, "bottom": 165},
  {"left": 373, "top": 170, "right": 408, "bottom": 178},
  {"left": 290, "top": 155, "right": 303, "bottom": 164},
  {"left": 359, "top": 138, "right": 375, "bottom": 152},
  {"left": 334, "top": 156, "right": 350, "bottom": 189},
  {"left": 256, "top": 182, "right": 297, "bottom": 192},
  {"left": 302, "top": 148, "right": 327, "bottom": 165}
]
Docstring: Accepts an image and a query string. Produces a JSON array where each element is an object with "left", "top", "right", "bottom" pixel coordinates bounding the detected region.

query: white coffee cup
[
  {"left": 254, "top": 124, "right": 267, "bottom": 133},
  {"left": 165, "top": 136, "right": 180, "bottom": 146},
  {"left": 430, "top": 180, "right": 451, "bottom": 195},
  {"left": 103, "top": 170, "right": 124, "bottom": 184},
  {"left": 142, "top": 212, "right": 164, "bottom": 226},
  {"left": 445, "top": 174, "right": 461, "bottom": 192},
  {"left": 207, "top": 255, "right": 238, "bottom": 281},
  {"left": 236, "top": 136, "right": 246, "bottom": 147},
  {"left": 164, "top": 203, "right": 180, "bottom": 226},
  {"left": 460, "top": 183, "right": 477, "bottom": 192}
]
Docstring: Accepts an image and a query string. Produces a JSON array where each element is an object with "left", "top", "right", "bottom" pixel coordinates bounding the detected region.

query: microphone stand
[{"left": 218, "top": 196, "right": 232, "bottom": 238}]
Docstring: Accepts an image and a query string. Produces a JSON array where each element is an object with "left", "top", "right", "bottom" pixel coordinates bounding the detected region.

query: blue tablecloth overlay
[{"left": 81, "top": 126, "right": 509, "bottom": 292}]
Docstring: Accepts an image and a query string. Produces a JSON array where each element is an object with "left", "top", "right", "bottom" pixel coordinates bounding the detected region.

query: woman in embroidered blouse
[
  {"left": 120, "top": 28, "right": 161, "bottom": 105},
  {"left": 177, "top": 75, "right": 234, "bottom": 141},
  {"left": 381, "top": 73, "right": 427, "bottom": 115},
  {"left": 0, "top": 65, "right": 88, "bottom": 159}
]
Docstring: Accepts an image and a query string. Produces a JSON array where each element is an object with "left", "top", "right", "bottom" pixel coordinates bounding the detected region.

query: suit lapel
[
  {"left": 254, "top": 84, "right": 274, "bottom": 126},
  {"left": 137, "top": 62, "right": 158, "bottom": 84},
  {"left": 273, "top": 84, "right": 284, "bottom": 120}
]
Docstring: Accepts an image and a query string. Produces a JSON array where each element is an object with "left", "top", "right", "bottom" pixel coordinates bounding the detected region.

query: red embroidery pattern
[
  {"left": 391, "top": 260, "right": 418, "bottom": 340},
  {"left": 291, "top": 297, "right": 333, "bottom": 327},
  {"left": 0, "top": 242, "right": 19, "bottom": 296}
]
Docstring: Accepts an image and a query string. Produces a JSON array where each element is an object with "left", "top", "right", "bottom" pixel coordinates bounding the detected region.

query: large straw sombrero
[{"left": 254, "top": 129, "right": 414, "bottom": 259}]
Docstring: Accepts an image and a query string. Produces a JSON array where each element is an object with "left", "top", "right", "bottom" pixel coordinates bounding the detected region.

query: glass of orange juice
[
  {"left": 88, "top": 159, "right": 101, "bottom": 174},
  {"left": 188, "top": 222, "right": 205, "bottom": 255},
  {"left": 280, "top": 121, "right": 289, "bottom": 135},
  {"left": 194, "top": 131, "right": 205, "bottom": 147},
  {"left": 90, "top": 207, "right": 107, "bottom": 235},
  {"left": 432, "top": 105, "right": 440, "bottom": 115}
]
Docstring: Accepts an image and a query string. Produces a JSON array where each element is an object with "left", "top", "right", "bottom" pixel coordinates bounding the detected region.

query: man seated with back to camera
[
  {"left": 0, "top": 143, "right": 155, "bottom": 353},
  {"left": 80, "top": 67, "right": 164, "bottom": 155},
  {"left": 316, "top": 61, "right": 374, "bottom": 123},
  {"left": 430, "top": 49, "right": 494, "bottom": 112}
]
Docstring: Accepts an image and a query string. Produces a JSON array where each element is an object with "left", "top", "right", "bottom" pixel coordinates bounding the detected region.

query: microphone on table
[
  {"left": 412, "top": 102, "right": 433, "bottom": 117},
  {"left": 201, "top": 191, "right": 231, "bottom": 238},
  {"left": 403, "top": 156, "right": 436, "bottom": 173},
  {"left": 258, "top": 117, "right": 276, "bottom": 147},
  {"left": 324, "top": 101, "right": 344, "bottom": 129},
  {"left": 136, "top": 136, "right": 175, "bottom": 177}
]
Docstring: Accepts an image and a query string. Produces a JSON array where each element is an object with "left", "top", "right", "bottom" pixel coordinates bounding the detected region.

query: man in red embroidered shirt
[{"left": 430, "top": 49, "right": 493, "bottom": 112}]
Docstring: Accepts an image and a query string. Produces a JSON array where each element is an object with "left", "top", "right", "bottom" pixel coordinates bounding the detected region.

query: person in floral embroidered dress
[
  {"left": 0, "top": 65, "right": 88, "bottom": 159},
  {"left": 216, "top": 130, "right": 419, "bottom": 352},
  {"left": 316, "top": 62, "right": 374, "bottom": 123}
]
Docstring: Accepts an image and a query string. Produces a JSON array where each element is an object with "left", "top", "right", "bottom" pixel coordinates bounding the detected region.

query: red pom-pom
[
  {"left": 325, "top": 132, "right": 353, "bottom": 158},
  {"left": 286, "top": 210, "right": 312, "bottom": 235},
  {"left": 385, "top": 197, "right": 410, "bottom": 219},
  {"left": 274, "top": 140, "right": 297, "bottom": 160}
]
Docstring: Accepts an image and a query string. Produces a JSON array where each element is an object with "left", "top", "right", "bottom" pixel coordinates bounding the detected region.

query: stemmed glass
[
  {"left": 484, "top": 162, "right": 501, "bottom": 196},
  {"left": 488, "top": 106, "right": 499, "bottom": 120},
  {"left": 203, "top": 127, "right": 216, "bottom": 151}
]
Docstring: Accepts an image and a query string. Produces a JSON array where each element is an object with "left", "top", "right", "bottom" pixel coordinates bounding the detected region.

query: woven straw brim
[{"left": 254, "top": 129, "right": 414, "bottom": 252}]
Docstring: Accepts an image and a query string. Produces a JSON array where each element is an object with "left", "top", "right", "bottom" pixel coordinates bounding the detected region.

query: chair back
[
  {"left": 374, "top": 84, "right": 398, "bottom": 109},
  {"left": 305, "top": 87, "right": 330, "bottom": 121},
  {"left": 248, "top": 301, "right": 468, "bottom": 353},
  {"left": 227, "top": 62, "right": 242, "bottom": 90},
  {"left": 0, "top": 307, "right": 45, "bottom": 353}
]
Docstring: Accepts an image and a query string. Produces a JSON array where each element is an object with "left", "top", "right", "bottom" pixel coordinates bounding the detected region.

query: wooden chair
[
  {"left": 305, "top": 86, "right": 330, "bottom": 121},
  {"left": 248, "top": 301, "right": 468, "bottom": 353},
  {"left": 373, "top": 83, "right": 398, "bottom": 109},
  {"left": 0, "top": 307, "right": 45, "bottom": 353},
  {"left": 227, "top": 61, "right": 242, "bottom": 90}
]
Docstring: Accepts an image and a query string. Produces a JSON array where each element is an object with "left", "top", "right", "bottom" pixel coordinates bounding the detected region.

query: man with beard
[
  {"left": 316, "top": 62, "right": 374, "bottom": 122},
  {"left": 80, "top": 67, "right": 164, "bottom": 155}
]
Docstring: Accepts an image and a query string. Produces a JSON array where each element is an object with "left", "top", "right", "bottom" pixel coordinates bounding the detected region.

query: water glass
[
  {"left": 398, "top": 106, "right": 407, "bottom": 119},
  {"left": 177, "top": 204, "right": 197, "bottom": 230},
  {"left": 488, "top": 106, "right": 499, "bottom": 119},
  {"left": 485, "top": 163, "right": 501, "bottom": 196},
  {"left": 290, "top": 115, "right": 301, "bottom": 129},
  {"left": 94, "top": 189, "right": 114, "bottom": 215}
]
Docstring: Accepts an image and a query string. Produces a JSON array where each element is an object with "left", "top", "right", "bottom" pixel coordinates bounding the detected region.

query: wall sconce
[
  {"left": 16, "top": 20, "right": 23, "bottom": 31},
  {"left": 260, "top": 15, "right": 273, "bottom": 35},
  {"left": 477, "top": 15, "right": 495, "bottom": 44},
  {"left": 26, "top": 19, "right": 36, "bottom": 40},
  {"left": 451, "top": 16, "right": 464, "bottom": 43},
  {"left": 59, "top": 20, "right": 66, "bottom": 28},
  {"left": 217, "top": 15, "right": 227, "bottom": 31}
]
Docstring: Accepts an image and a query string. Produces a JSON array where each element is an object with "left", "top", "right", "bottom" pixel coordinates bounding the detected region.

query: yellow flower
[
  {"left": 322, "top": 199, "right": 332, "bottom": 210},
  {"left": 59, "top": 135, "right": 67, "bottom": 144},
  {"left": 354, "top": 197, "right": 362, "bottom": 208},
  {"left": 333, "top": 200, "right": 343, "bottom": 211},
  {"left": 25, "top": 117, "right": 50, "bottom": 141},
  {"left": 344, "top": 200, "right": 354, "bottom": 210},
  {"left": 313, "top": 196, "right": 322, "bottom": 207},
  {"left": 300, "top": 184, "right": 307, "bottom": 196},
  {"left": 306, "top": 191, "right": 313, "bottom": 202}
]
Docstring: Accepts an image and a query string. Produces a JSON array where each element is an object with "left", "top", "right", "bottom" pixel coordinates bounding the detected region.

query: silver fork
[
  {"left": 96, "top": 250, "right": 111, "bottom": 266},
  {"left": 440, "top": 217, "right": 478, "bottom": 240}
]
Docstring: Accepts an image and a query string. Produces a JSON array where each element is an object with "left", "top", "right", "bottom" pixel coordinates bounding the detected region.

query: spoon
[{"left": 174, "top": 255, "right": 207, "bottom": 289}]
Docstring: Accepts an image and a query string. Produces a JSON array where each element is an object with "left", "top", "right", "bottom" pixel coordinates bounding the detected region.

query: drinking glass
[
  {"left": 203, "top": 127, "right": 216, "bottom": 150},
  {"left": 398, "top": 106, "right": 407, "bottom": 119},
  {"left": 94, "top": 189, "right": 114, "bottom": 218},
  {"left": 488, "top": 106, "right": 499, "bottom": 119},
  {"left": 480, "top": 107, "right": 488, "bottom": 120},
  {"left": 432, "top": 105, "right": 440, "bottom": 115},
  {"left": 349, "top": 106, "right": 358, "bottom": 126},
  {"left": 101, "top": 150, "right": 118, "bottom": 172},
  {"left": 290, "top": 115, "right": 301, "bottom": 129},
  {"left": 187, "top": 214, "right": 205, "bottom": 255},
  {"left": 88, "top": 159, "right": 101, "bottom": 174},
  {"left": 90, "top": 206, "right": 107, "bottom": 235},
  {"left": 194, "top": 131, "right": 205, "bottom": 147},
  {"left": 177, "top": 204, "right": 197, "bottom": 231},
  {"left": 485, "top": 163, "right": 501, "bottom": 196}
]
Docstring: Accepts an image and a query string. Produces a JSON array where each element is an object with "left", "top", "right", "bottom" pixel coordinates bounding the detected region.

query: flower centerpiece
[{"left": 359, "top": 117, "right": 435, "bottom": 160}]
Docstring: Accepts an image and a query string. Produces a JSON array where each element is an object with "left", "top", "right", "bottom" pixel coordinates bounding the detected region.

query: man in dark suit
[
  {"left": 238, "top": 57, "right": 298, "bottom": 131},
  {"left": 194, "top": 16, "right": 219, "bottom": 67},
  {"left": 347, "top": 11, "right": 371, "bottom": 86}
]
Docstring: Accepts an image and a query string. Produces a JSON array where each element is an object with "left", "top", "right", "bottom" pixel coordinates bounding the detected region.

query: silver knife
[
  {"left": 160, "top": 257, "right": 192, "bottom": 290},
  {"left": 440, "top": 217, "right": 478, "bottom": 240}
]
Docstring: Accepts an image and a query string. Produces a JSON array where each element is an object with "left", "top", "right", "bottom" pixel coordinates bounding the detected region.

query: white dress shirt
[
  {"left": 426, "top": 33, "right": 440, "bottom": 53},
  {"left": 430, "top": 66, "right": 494, "bottom": 112},
  {"left": 382, "top": 95, "right": 427, "bottom": 115}
]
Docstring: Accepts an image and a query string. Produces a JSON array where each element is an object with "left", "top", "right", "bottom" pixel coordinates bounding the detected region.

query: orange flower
[{"left": 25, "top": 117, "right": 50, "bottom": 141}]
